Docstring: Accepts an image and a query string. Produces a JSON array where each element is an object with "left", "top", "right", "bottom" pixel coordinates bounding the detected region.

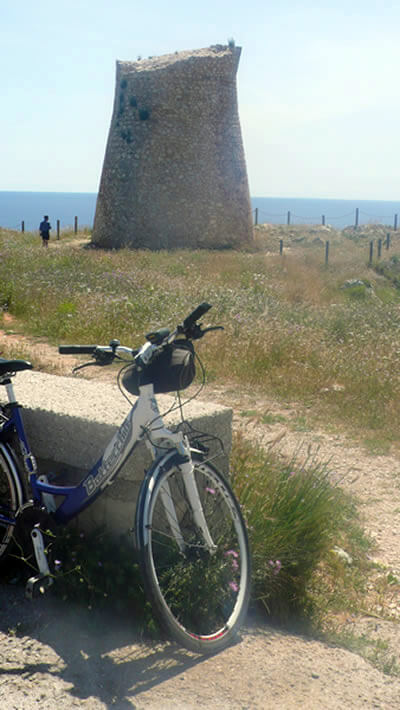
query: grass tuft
[{"left": 231, "top": 433, "right": 372, "bottom": 624}]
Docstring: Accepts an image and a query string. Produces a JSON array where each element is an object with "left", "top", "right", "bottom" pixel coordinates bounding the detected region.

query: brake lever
[
  {"left": 202, "top": 326, "right": 224, "bottom": 335},
  {"left": 72, "top": 348, "right": 116, "bottom": 373},
  {"left": 72, "top": 361, "right": 98, "bottom": 374},
  {"left": 191, "top": 325, "right": 224, "bottom": 340}
]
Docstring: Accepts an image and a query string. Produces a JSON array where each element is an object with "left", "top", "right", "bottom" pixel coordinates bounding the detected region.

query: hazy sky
[{"left": 2, "top": 0, "right": 400, "bottom": 200}]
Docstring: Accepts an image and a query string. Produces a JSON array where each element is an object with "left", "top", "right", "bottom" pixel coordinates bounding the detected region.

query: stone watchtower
[{"left": 92, "top": 45, "right": 253, "bottom": 249}]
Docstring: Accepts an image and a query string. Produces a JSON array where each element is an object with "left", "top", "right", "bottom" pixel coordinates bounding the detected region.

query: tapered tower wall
[{"left": 92, "top": 45, "right": 253, "bottom": 249}]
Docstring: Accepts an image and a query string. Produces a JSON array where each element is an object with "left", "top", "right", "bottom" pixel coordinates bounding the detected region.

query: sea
[{"left": 1, "top": 191, "right": 400, "bottom": 232}]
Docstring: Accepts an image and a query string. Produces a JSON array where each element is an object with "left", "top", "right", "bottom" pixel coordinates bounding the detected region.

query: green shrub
[{"left": 231, "top": 434, "right": 371, "bottom": 622}]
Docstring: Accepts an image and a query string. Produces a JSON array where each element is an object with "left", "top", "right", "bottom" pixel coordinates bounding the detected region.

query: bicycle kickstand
[{"left": 26, "top": 527, "right": 54, "bottom": 599}]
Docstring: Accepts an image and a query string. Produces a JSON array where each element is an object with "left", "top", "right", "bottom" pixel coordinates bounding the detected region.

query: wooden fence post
[
  {"left": 325, "top": 241, "right": 329, "bottom": 266},
  {"left": 386, "top": 232, "right": 391, "bottom": 250},
  {"left": 279, "top": 239, "right": 283, "bottom": 255},
  {"left": 57, "top": 220, "right": 60, "bottom": 240},
  {"left": 369, "top": 241, "right": 374, "bottom": 265},
  {"left": 322, "top": 215, "right": 325, "bottom": 226},
  {"left": 254, "top": 208, "right": 258, "bottom": 225},
  {"left": 287, "top": 211, "right": 291, "bottom": 225},
  {"left": 355, "top": 207, "right": 359, "bottom": 229},
  {"left": 74, "top": 216, "right": 78, "bottom": 234},
  {"left": 21, "top": 221, "right": 24, "bottom": 233},
  {"left": 378, "top": 238, "right": 382, "bottom": 259},
  {"left": 394, "top": 214, "right": 398, "bottom": 231}
]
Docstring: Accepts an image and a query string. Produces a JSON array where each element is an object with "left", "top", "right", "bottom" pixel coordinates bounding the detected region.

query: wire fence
[
  {"left": 275, "top": 232, "right": 392, "bottom": 267},
  {"left": 17, "top": 216, "right": 82, "bottom": 238},
  {"left": 5, "top": 206, "right": 400, "bottom": 233},
  {"left": 253, "top": 206, "right": 399, "bottom": 230}
]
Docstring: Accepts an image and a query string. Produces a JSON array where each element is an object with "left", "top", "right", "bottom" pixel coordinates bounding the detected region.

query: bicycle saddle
[{"left": 0, "top": 358, "right": 33, "bottom": 375}]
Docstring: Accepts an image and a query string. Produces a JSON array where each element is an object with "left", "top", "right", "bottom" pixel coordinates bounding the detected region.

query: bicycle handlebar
[
  {"left": 58, "top": 303, "right": 221, "bottom": 367},
  {"left": 59, "top": 345, "right": 97, "bottom": 355},
  {"left": 182, "top": 302, "right": 212, "bottom": 331}
]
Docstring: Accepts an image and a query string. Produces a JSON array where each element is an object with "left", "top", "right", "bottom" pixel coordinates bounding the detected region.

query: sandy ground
[
  {"left": 1, "top": 321, "right": 400, "bottom": 708},
  {"left": 1, "top": 578, "right": 400, "bottom": 709}
]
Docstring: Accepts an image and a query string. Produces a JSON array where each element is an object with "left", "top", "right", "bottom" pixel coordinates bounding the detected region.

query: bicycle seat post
[{"left": 3, "top": 379, "right": 17, "bottom": 405}]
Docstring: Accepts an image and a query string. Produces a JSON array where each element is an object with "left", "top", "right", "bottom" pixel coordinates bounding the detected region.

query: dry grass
[{"left": 2, "top": 224, "right": 400, "bottom": 450}]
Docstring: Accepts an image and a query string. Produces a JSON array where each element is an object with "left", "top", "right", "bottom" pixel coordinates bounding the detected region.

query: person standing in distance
[{"left": 39, "top": 215, "right": 51, "bottom": 247}]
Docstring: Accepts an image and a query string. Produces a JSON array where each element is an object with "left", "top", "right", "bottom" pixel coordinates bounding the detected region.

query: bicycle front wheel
[
  {"left": 136, "top": 452, "right": 251, "bottom": 653},
  {"left": 0, "top": 446, "right": 24, "bottom": 562}
]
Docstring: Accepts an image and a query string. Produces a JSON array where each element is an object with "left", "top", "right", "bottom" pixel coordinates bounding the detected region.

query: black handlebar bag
[{"left": 122, "top": 341, "right": 195, "bottom": 396}]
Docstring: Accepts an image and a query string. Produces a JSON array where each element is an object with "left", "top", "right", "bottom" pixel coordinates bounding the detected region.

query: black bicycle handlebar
[
  {"left": 58, "top": 303, "right": 219, "bottom": 366},
  {"left": 182, "top": 302, "right": 212, "bottom": 331},
  {"left": 59, "top": 345, "right": 97, "bottom": 355}
]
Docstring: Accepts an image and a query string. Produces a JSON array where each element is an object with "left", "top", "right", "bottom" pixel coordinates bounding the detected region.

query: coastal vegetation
[
  {"left": 0, "top": 224, "right": 399, "bottom": 658},
  {"left": 2, "top": 223, "right": 400, "bottom": 451}
]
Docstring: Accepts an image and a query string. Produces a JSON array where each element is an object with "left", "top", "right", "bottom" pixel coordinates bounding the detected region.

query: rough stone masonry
[{"left": 92, "top": 44, "right": 253, "bottom": 250}]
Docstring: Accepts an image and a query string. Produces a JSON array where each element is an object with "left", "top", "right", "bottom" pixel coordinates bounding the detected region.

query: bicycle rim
[
  {"left": 0, "top": 451, "right": 20, "bottom": 561},
  {"left": 138, "top": 456, "right": 251, "bottom": 653}
]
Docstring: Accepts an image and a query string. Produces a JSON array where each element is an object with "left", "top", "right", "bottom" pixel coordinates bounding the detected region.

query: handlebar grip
[
  {"left": 59, "top": 345, "right": 97, "bottom": 355},
  {"left": 183, "top": 302, "right": 212, "bottom": 330}
]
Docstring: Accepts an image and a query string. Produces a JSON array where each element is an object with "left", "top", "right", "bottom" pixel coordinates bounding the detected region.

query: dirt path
[
  {"left": 1, "top": 587, "right": 400, "bottom": 709},
  {"left": 1, "top": 324, "right": 400, "bottom": 708}
]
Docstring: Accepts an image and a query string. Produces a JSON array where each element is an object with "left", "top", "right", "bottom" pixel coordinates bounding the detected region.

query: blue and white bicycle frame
[{"left": 0, "top": 360, "right": 215, "bottom": 585}]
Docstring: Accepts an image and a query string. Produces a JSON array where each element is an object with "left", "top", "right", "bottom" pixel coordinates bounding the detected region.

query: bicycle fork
[{"left": 160, "top": 440, "right": 217, "bottom": 555}]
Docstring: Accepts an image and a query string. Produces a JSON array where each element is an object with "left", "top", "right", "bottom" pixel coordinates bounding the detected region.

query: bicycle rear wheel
[
  {"left": 136, "top": 452, "right": 251, "bottom": 653},
  {"left": 0, "top": 447, "right": 24, "bottom": 562}
]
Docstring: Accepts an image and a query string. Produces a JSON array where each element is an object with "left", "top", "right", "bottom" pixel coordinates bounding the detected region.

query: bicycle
[{"left": 0, "top": 302, "right": 251, "bottom": 654}]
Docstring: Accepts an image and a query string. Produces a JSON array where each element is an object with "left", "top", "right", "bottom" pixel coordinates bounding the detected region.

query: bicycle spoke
[{"left": 138, "top": 454, "right": 251, "bottom": 652}]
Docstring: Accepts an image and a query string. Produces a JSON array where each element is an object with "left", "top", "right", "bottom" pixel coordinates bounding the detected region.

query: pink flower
[
  {"left": 269, "top": 559, "right": 282, "bottom": 575},
  {"left": 229, "top": 581, "right": 239, "bottom": 592}
]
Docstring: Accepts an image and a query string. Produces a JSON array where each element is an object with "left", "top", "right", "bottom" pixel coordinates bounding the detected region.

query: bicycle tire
[
  {"left": 0, "top": 445, "right": 25, "bottom": 562},
  {"left": 136, "top": 450, "right": 251, "bottom": 654}
]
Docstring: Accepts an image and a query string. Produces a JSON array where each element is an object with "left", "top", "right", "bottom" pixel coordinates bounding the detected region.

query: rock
[
  {"left": 332, "top": 546, "right": 353, "bottom": 565},
  {"left": 341, "top": 279, "right": 367, "bottom": 289}
]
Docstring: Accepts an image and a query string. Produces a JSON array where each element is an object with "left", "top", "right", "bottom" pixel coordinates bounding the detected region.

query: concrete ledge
[{"left": 6, "top": 371, "right": 232, "bottom": 535}]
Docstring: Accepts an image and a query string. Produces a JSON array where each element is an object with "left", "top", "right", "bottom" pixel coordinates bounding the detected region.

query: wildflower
[
  {"left": 225, "top": 549, "right": 239, "bottom": 558},
  {"left": 205, "top": 487, "right": 216, "bottom": 494},
  {"left": 274, "top": 560, "right": 282, "bottom": 575},
  {"left": 269, "top": 559, "right": 282, "bottom": 575},
  {"left": 54, "top": 559, "right": 62, "bottom": 571},
  {"left": 229, "top": 581, "right": 238, "bottom": 592}
]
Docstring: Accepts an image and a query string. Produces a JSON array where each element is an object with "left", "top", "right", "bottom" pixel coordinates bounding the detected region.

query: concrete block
[{"left": 7, "top": 371, "right": 232, "bottom": 536}]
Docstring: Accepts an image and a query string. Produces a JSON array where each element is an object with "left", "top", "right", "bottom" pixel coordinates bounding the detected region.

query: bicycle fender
[
  {"left": 134, "top": 448, "right": 207, "bottom": 550},
  {"left": 134, "top": 449, "right": 177, "bottom": 551}
]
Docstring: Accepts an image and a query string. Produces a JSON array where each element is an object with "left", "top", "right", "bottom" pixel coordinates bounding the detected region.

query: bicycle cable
[{"left": 137, "top": 349, "right": 225, "bottom": 460}]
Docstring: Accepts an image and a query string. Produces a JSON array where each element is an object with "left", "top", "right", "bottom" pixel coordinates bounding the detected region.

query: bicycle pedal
[{"left": 25, "top": 574, "right": 53, "bottom": 600}]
